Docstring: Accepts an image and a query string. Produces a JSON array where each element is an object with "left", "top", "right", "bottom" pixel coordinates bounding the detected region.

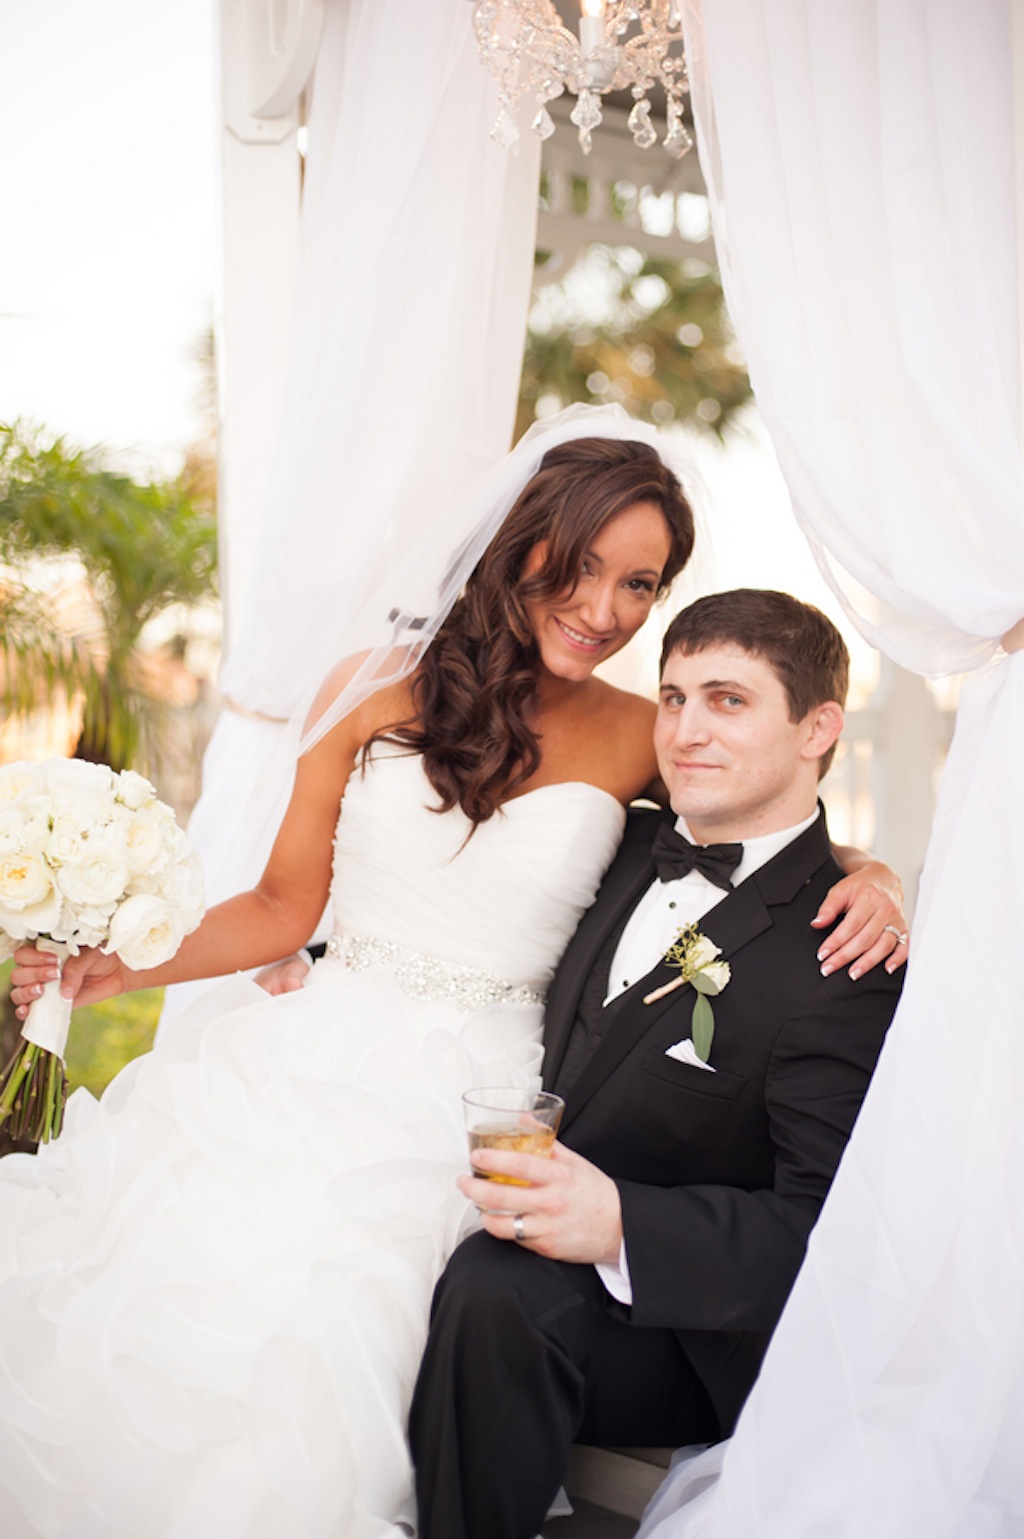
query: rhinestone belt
[{"left": 325, "top": 933, "right": 546, "bottom": 1014}]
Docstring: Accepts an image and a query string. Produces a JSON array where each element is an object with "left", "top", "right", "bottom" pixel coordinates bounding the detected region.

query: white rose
[
  {"left": 158, "top": 848, "right": 205, "bottom": 930},
  {"left": 116, "top": 769, "right": 157, "bottom": 811},
  {"left": 105, "top": 893, "right": 185, "bottom": 969},
  {"left": 688, "top": 935, "right": 722, "bottom": 971},
  {"left": 56, "top": 839, "right": 130, "bottom": 909},
  {"left": 48, "top": 787, "right": 117, "bottom": 836},
  {"left": 0, "top": 884, "right": 64, "bottom": 939},
  {"left": 0, "top": 808, "right": 23, "bottom": 848},
  {"left": 0, "top": 805, "right": 49, "bottom": 855},
  {"left": 0, "top": 931, "right": 15, "bottom": 963},
  {"left": 0, "top": 849, "right": 55, "bottom": 910},
  {"left": 701, "top": 960, "right": 731, "bottom": 992},
  {"left": 45, "top": 758, "right": 115, "bottom": 796},
  {"left": 123, "top": 810, "right": 172, "bottom": 877},
  {"left": 0, "top": 763, "right": 36, "bottom": 802},
  {"left": 47, "top": 827, "right": 88, "bottom": 865}
]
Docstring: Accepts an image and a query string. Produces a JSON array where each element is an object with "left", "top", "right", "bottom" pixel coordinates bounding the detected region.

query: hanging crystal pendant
[
  {"left": 570, "top": 88, "right": 603, "bottom": 155},
  {"left": 627, "top": 95, "right": 657, "bottom": 150},
  {"left": 531, "top": 104, "right": 556, "bottom": 141},
  {"left": 471, "top": 2, "right": 693, "bottom": 160},
  {"left": 490, "top": 107, "right": 521, "bottom": 150},
  {"left": 663, "top": 97, "right": 693, "bottom": 159}
]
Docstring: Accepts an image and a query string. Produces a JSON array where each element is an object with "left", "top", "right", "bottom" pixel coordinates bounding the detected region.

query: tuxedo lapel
[
  {"left": 559, "top": 876, "right": 773, "bottom": 1131},
  {"left": 558, "top": 810, "right": 834, "bottom": 1133},
  {"left": 542, "top": 812, "right": 668, "bottom": 1090}
]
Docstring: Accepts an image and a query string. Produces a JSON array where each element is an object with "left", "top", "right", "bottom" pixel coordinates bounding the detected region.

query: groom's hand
[
  {"left": 458, "top": 1142, "right": 623, "bottom": 1265},
  {"left": 254, "top": 953, "right": 312, "bottom": 994}
]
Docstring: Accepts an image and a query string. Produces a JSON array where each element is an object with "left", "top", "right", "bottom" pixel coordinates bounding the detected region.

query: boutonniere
[{"left": 643, "top": 925, "right": 731, "bottom": 1063}]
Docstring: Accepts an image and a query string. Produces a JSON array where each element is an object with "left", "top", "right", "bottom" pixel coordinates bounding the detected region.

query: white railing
[{"left": 825, "top": 663, "right": 957, "bottom": 913}]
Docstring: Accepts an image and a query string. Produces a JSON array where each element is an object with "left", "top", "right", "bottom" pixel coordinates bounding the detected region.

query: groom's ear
[{"left": 799, "top": 701, "right": 844, "bottom": 766}]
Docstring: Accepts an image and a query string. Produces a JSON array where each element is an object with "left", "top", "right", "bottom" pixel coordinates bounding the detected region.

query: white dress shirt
[{"left": 596, "top": 806, "right": 821, "bottom": 1304}]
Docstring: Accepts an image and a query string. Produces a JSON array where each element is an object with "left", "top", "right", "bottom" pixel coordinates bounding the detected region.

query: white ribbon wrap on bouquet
[{"left": 19, "top": 939, "right": 72, "bottom": 1061}]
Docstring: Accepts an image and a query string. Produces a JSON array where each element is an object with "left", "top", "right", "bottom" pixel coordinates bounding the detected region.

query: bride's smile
[{"left": 523, "top": 498, "right": 673, "bottom": 684}]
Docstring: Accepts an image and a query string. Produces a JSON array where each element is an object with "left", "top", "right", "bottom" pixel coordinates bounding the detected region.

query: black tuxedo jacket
[{"left": 542, "top": 805, "right": 901, "bottom": 1432}]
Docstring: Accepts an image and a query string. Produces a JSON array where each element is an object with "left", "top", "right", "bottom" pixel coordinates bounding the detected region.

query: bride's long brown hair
[{"left": 371, "top": 436, "right": 694, "bottom": 824}]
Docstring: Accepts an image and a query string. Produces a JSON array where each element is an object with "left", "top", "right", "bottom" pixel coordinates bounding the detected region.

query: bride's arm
[{"left": 10, "top": 703, "right": 371, "bottom": 1014}]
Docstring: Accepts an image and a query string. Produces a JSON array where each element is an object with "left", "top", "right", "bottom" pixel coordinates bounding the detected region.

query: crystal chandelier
[{"left": 471, "top": 0, "right": 692, "bottom": 158}]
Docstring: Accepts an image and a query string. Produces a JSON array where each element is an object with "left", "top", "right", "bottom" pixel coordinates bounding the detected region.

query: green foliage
[
  {"left": 64, "top": 987, "right": 162, "bottom": 1099},
  {"left": 0, "top": 961, "right": 160, "bottom": 1136},
  {"left": 0, "top": 422, "right": 217, "bottom": 768},
  {"left": 0, "top": 583, "right": 97, "bottom": 716},
  {"left": 518, "top": 247, "right": 752, "bottom": 441}
]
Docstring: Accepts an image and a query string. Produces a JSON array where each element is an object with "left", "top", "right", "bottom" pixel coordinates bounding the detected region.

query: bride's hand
[
  {"left": 9, "top": 943, "right": 128, "bottom": 1018},
  {"left": 812, "top": 861, "right": 909, "bottom": 979},
  {"left": 254, "top": 954, "right": 312, "bottom": 995}
]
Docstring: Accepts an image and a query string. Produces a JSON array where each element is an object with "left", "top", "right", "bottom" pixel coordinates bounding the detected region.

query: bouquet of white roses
[{"left": 0, "top": 758, "right": 204, "bottom": 1143}]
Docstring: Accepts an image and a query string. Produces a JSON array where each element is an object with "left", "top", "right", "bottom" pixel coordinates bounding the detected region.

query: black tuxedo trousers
[{"left": 410, "top": 809, "right": 901, "bottom": 1539}]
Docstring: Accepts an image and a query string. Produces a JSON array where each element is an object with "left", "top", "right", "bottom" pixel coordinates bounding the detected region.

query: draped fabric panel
[
  {"left": 219, "top": 0, "right": 540, "bottom": 718},
  {"left": 161, "top": 0, "right": 540, "bottom": 1030},
  {"left": 638, "top": 2, "right": 1024, "bottom": 1532}
]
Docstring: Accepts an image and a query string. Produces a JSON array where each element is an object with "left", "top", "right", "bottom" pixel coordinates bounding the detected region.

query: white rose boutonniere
[{"left": 643, "top": 924, "right": 731, "bottom": 1063}]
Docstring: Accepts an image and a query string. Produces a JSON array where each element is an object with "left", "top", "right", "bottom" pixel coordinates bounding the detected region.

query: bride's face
[{"left": 522, "top": 500, "right": 673, "bottom": 684}]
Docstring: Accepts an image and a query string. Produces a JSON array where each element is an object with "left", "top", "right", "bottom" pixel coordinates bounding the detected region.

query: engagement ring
[{"left": 883, "top": 925, "right": 909, "bottom": 945}]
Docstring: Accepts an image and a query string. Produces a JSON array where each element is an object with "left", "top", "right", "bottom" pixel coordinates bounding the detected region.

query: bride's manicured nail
[{"left": 819, "top": 962, "right": 833, "bottom": 977}]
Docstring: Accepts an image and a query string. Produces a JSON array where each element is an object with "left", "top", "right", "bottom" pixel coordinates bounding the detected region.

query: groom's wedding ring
[
  {"left": 884, "top": 925, "right": 909, "bottom": 945},
  {"left": 513, "top": 1214, "right": 527, "bottom": 1244}
]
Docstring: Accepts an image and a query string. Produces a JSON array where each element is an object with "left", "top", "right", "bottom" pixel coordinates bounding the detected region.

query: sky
[{"left": 1, "top": 0, "right": 217, "bottom": 474}]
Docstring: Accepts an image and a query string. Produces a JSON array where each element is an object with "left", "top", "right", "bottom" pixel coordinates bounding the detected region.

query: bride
[{"left": 2, "top": 409, "right": 905, "bottom": 1539}]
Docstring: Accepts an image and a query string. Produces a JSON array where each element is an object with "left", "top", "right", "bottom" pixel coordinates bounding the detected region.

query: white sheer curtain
[
  {"left": 163, "top": 0, "right": 540, "bottom": 1029},
  {"left": 640, "top": 2, "right": 1024, "bottom": 1533}
]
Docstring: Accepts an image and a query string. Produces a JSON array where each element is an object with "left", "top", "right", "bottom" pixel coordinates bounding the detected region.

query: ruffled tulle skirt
[{"left": 0, "top": 961, "right": 545, "bottom": 1539}]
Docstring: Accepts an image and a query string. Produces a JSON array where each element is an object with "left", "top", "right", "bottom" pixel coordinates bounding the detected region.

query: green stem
[
  {"left": 52, "top": 1064, "right": 66, "bottom": 1139},
  {"left": 27, "top": 1054, "right": 47, "bottom": 1144},
  {"left": 41, "top": 1049, "right": 62, "bottom": 1144},
  {"left": 0, "top": 1041, "right": 39, "bottom": 1118}
]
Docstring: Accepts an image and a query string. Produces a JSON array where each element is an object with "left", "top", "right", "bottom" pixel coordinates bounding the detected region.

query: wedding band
[
  {"left": 884, "top": 925, "right": 909, "bottom": 945},
  {"left": 513, "top": 1214, "right": 526, "bottom": 1244}
]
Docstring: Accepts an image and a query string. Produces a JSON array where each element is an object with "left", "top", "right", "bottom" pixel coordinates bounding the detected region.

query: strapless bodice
[{"left": 330, "top": 749, "right": 626, "bottom": 988}]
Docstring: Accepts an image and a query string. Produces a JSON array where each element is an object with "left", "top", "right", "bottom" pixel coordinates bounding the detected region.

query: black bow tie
[{"left": 651, "top": 824, "right": 743, "bottom": 892}]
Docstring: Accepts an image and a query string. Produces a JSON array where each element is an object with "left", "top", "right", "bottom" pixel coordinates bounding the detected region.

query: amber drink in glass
[{"left": 462, "top": 1088, "right": 565, "bottom": 1186}]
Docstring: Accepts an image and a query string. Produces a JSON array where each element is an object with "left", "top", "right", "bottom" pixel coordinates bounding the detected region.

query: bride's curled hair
[{"left": 374, "top": 436, "right": 695, "bottom": 825}]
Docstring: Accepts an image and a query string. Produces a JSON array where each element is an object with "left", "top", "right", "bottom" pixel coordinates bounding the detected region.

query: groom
[{"left": 409, "top": 589, "right": 903, "bottom": 1539}]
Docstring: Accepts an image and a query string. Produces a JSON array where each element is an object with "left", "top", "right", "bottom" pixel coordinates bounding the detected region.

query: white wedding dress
[{"left": 0, "top": 750, "right": 625, "bottom": 1539}]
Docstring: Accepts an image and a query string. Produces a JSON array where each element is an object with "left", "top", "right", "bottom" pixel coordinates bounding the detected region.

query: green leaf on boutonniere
[
  {"left": 692, "top": 970, "right": 725, "bottom": 996},
  {"left": 643, "top": 926, "right": 733, "bottom": 1068},
  {"left": 692, "top": 993, "right": 715, "bottom": 1062}
]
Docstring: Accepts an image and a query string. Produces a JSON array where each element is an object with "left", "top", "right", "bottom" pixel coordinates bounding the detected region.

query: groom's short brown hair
[{"left": 660, "top": 590, "right": 849, "bottom": 776}]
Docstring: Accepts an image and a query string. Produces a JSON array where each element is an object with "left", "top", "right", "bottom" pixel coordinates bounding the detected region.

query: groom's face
[{"left": 654, "top": 644, "right": 841, "bottom": 845}]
